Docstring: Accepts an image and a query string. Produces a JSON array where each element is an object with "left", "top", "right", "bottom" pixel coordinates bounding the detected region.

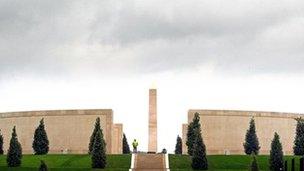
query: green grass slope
[
  {"left": 0, "top": 154, "right": 131, "bottom": 171},
  {"left": 170, "top": 154, "right": 301, "bottom": 171}
]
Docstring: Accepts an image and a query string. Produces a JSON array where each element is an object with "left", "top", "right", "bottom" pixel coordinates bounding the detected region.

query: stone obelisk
[{"left": 148, "top": 89, "right": 157, "bottom": 153}]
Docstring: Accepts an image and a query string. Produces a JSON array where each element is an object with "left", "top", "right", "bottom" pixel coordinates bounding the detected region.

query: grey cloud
[
  {"left": 0, "top": 0, "right": 304, "bottom": 80},
  {"left": 91, "top": 0, "right": 303, "bottom": 44}
]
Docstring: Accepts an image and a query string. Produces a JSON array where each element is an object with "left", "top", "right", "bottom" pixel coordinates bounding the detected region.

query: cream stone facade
[
  {"left": 182, "top": 109, "right": 303, "bottom": 155},
  {"left": 0, "top": 109, "right": 123, "bottom": 154}
]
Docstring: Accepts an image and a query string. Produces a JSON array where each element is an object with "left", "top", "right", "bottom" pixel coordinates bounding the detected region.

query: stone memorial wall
[
  {"left": 0, "top": 109, "right": 123, "bottom": 154},
  {"left": 182, "top": 109, "right": 302, "bottom": 155}
]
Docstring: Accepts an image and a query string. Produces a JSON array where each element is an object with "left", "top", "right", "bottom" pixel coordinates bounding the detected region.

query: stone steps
[
  {"left": 132, "top": 169, "right": 167, "bottom": 171},
  {"left": 132, "top": 154, "right": 166, "bottom": 171}
]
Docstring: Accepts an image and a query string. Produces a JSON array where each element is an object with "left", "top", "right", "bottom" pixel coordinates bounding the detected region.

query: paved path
[{"left": 132, "top": 154, "right": 166, "bottom": 171}]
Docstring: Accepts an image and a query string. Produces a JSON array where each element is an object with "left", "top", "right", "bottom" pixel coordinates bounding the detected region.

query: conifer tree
[
  {"left": 191, "top": 128, "right": 208, "bottom": 170},
  {"left": 91, "top": 129, "right": 106, "bottom": 168},
  {"left": 89, "top": 117, "right": 101, "bottom": 154},
  {"left": 186, "top": 112, "right": 201, "bottom": 155},
  {"left": 122, "top": 133, "right": 130, "bottom": 154},
  {"left": 244, "top": 117, "right": 260, "bottom": 155},
  {"left": 250, "top": 155, "right": 259, "bottom": 171},
  {"left": 175, "top": 135, "right": 182, "bottom": 154},
  {"left": 293, "top": 118, "right": 304, "bottom": 155},
  {"left": 39, "top": 160, "right": 48, "bottom": 171},
  {"left": 0, "top": 130, "right": 4, "bottom": 155},
  {"left": 269, "top": 132, "right": 284, "bottom": 171},
  {"left": 33, "top": 118, "right": 49, "bottom": 155},
  {"left": 7, "top": 126, "right": 22, "bottom": 167}
]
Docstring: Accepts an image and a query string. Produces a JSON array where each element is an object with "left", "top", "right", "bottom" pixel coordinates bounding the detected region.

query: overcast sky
[{"left": 1, "top": 0, "right": 304, "bottom": 152}]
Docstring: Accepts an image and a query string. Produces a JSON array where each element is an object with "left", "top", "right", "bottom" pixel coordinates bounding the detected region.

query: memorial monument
[
  {"left": 0, "top": 109, "right": 123, "bottom": 154},
  {"left": 182, "top": 109, "right": 303, "bottom": 155},
  {"left": 148, "top": 89, "right": 157, "bottom": 153}
]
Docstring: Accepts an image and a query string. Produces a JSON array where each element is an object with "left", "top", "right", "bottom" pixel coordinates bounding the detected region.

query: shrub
[
  {"left": 244, "top": 117, "right": 260, "bottom": 155},
  {"left": 186, "top": 112, "right": 201, "bottom": 155},
  {"left": 89, "top": 117, "right": 102, "bottom": 154},
  {"left": 269, "top": 132, "right": 284, "bottom": 171},
  {"left": 175, "top": 135, "right": 182, "bottom": 154},
  {"left": 250, "top": 155, "right": 259, "bottom": 171},
  {"left": 191, "top": 127, "right": 208, "bottom": 170},
  {"left": 91, "top": 129, "right": 106, "bottom": 168},
  {"left": 293, "top": 118, "right": 304, "bottom": 155},
  {"left": 0, "top": 130, "right": 4, "bottom": 155},
  {"left": 122, "top": 133, "right": 130, "bottom": 154},
  {"left": 39, "top": 160, "right": 48, "bottom": 171},
  {"left": 33, "top": 118, "right": 49, "bottom": 155},
  {"left": 7, "top": 126, "right": 22, "bottom": 167}
]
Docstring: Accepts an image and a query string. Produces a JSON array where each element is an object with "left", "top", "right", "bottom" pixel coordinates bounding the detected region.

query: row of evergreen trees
[
  {"left": 185, "top": 113, "right": 301, "bottom": 170},
  {"left": 248, "top": 131, "right": 285, "bottom": 171},
  {"left": 244, "top": 117, "right": 284, "bottom": 170},
  {"left": 242, "top": 117, "right": 304, "bottom": 156},
  {"left": 244, "top": 117, "right": 286, "bottom": 170},
  {"left": 245, "top": 117, "right": 304, "bottom": 170},
  {"left": 0, "top": 119, "right": 49, "bottom": 167},
  {"left": 0, "top": 117, "right": 107, "bottom": 169}
]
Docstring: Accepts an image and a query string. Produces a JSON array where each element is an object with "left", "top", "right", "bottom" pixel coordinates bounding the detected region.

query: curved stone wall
[
  {"left": 0, "top": 109, "right": 123, "bottom": 154},
  {"left": 182, "top": 110, "right": 303, "bottom": 155}
]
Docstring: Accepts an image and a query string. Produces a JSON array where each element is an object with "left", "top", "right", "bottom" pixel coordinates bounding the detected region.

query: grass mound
[
  {"left": 0, "top": 154, "right": 131, "bottom": 171},
  {"left": 169, "top": 154, "right": 301, "bottom": 171}
]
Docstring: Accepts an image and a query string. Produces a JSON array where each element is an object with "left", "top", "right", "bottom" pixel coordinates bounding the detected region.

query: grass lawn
[
  {"left": 0, "top": 154, "right": 131, "bottom": 171},
  {"left": 170, "top": 154, "right": 302, "bottom": 171}
]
